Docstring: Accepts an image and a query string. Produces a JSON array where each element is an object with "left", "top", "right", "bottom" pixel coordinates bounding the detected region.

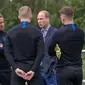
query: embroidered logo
[{"left": 55, "top": 44, "right": 61, "bottom": 59}]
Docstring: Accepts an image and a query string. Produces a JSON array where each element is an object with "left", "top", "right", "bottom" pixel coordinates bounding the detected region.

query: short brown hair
[
  {"left": 19, "top": 6, "right": 32, "bottom": 19},
  {"left": 39, "top": 10, "right": 50, "bottom": 18},
  {"left": 59, "top": 6, "right": 74, "bottom": 19}
]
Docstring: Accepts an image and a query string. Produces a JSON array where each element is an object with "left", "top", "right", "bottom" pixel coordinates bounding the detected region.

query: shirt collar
[{"left": 41, "top": 25, "right": 51, "bottom": 32}]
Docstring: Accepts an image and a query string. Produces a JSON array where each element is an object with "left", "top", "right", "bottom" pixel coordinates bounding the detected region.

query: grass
[{"left": 82, "top": 83, "right": 85, "bottom": 85}]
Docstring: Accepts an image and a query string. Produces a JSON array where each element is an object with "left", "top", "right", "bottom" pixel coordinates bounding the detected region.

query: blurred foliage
[
  {"left": 0, "top": 0, "right": 64, "bottom": 30},
  {"left": 64, "top": 0, "right": 85, "bottom": 31},
  {"left": 0, "top": 0, "right": 85, "bottom": 47},
  {"left": 0, "top": 0, "right": 85, "bottom": 29}
]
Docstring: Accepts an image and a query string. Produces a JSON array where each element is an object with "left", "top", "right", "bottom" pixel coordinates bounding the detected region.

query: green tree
[
  {"left": 0, "top": 0, "right": 64, "bottom": 30},
  {"left": 64, "top": 0, "right": 85, "bottom": 32},
  {"left": 1, "top": 0, "right": 85, "bottom": 33}
]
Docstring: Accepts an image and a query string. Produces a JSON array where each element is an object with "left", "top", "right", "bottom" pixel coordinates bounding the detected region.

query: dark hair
[{"left": 59, "top": 6, "right": 74, "bottom": 19}]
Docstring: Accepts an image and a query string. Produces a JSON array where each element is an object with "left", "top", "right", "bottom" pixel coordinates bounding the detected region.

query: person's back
[
  {"left": 8, "top": 22, "right": 42, "bottom": 66},
  {"left": 56, "top": 24, "right": 84, "bottom": 67}
]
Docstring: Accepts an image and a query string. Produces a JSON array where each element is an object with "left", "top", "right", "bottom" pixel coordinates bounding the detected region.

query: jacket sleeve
[
  {"left": 31, "top": 32, "right": 44, "bottom": 72},
  {"left": 47, "top": 30, "right": 59, "bottom": 56},
  {"left": 4, "top": 34, "right": 17, "bottom": 70}
]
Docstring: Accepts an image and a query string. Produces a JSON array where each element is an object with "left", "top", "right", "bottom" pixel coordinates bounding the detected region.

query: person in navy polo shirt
[
  {"left": 0, "top": 13, "right": 11, "bottom": 85},
  {"left": 4, "top": 6, "right": 44, "bottom": 85},
  {"left": 47, "top": 6, "right": 84, "bottom": 85}
]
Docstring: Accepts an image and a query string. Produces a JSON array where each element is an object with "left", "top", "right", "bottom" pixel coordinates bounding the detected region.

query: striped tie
[{"left": 42, "top": 29, "right": 47, "bottom": 41}]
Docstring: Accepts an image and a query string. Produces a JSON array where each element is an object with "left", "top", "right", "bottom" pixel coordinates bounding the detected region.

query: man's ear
[
  {"left": 18, "top": 15, "right": 21, "bottom": 22},
  {"left": 62, "top": 17, "right": 65, "bottom": 22},
  {"left": 18, "top": 15, "right": 20, "bottom": 19},
  {"left": 29, "top": 13, "right": 32, "bottom": 20},
  {"left": 62, "top": 15, "right": 66, "bottom": 22}
]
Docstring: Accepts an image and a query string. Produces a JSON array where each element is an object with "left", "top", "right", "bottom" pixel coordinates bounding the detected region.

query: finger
[
  {"left": 25, "top": 72, "right": 31, "bottom": 77},
  {"left": 23, "top": 76, "right": 30, "bottom": 80},
  {"left": 27, "top": 74, "right": 33, "bottom": 80}
]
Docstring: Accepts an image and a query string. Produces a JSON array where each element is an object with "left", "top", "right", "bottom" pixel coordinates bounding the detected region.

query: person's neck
[
  {"left": 64, "top": 20, "right": 74, "bottom": 25},
  {"left": 21, "top": 19, "right": 31, "bottom": 23},
  {"left": 42, "top": 24, "right": 50, "bottom": 30}
]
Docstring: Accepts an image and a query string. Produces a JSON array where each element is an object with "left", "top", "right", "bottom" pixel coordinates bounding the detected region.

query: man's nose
[{"left": 0, "top": 24, "right": 3, "bottom": 27}]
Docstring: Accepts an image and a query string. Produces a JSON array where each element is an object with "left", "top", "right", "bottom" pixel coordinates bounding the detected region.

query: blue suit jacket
[{"left": 41, "top": 26, "right": 57, "bottom": 75}]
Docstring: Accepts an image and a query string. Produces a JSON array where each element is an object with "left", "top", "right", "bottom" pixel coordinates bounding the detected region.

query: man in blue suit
[{"left": 37, "top": 10, "right": 57, "bottom": 85}]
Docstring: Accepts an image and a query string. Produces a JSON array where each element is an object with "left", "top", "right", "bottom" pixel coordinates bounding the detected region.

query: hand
[
  {"left": 25, "top": 71, "right": 35, "bottom": 80},
  {"left": 15, "top": 68, "right": 26, "bottom": 78}
]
